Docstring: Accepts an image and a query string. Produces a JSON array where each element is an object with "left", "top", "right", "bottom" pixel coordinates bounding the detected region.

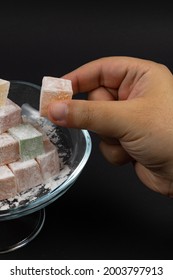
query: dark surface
[{"left": 1, "top": 4, "right": 173, "bottom": 260}]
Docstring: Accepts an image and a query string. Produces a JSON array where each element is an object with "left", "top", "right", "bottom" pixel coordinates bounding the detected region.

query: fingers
[
  {"left": 99, "top": 140, "right": 132, "bottom": 165},
  {"left": 48, "top": 98, "right": 134, "bottom": 165},
  {"left": 134, "top": 162, "right": 173, "bottom": 197},
  {"left": 47, "top": 99, "right": 132, "bottom": 139},
  {"left": 62, "top": 56, "right": 151, "bottom": 96},
  {"left": 88, "top": 86, "right": 118, "bottom": 101}
]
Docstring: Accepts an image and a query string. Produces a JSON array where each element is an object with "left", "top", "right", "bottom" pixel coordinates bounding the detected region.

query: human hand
[{"left": 48, "top": 56, "right": 173, "bottom": 197}]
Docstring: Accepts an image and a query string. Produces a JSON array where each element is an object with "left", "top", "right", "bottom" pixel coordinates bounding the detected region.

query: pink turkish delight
[
  {"left": 0, "top": 133, "right": 19, "bottom": 166},
  {"left": 0, "top": 165, "right": 17, "bottom": 200},
  {"left": 36, "top": 139, "right": 60, "bottom": 182},
  {"left": 8, "top": 159, "right": 43, "bottom": 193},
  {"left": 39, "top": 76, "right": 73, "bottom": 117},
  {"left": 0, "top": 98, "right": 22, "bottom": 134},
  {"left": 0, "top": 78, "right": 10, "bottom": 107}
]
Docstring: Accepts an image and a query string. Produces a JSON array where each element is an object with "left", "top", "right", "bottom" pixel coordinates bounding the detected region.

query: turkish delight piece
[
  {"left": 39, "top": 76, "right": 73, "bottom": 117},
  {"left": 8, "top": 123, "right": 44, "bottom": 161},
  {"left": 8, "top": 159, "right": 43, "bottom": 193},
  {"left": 0, "top": 78, "right": 10, "bottom": 107},
  {"left": 0, "top": 98, "right": 22, "bottom": 134},
  {"left": 0, "top": 165, "right": 17, "bottom": 200},
  {"left": 0, "top": 133, "right": 19, "bottom": 166},
  {"left": 36, "top": 139, "right": 60, "bottom": 182}
]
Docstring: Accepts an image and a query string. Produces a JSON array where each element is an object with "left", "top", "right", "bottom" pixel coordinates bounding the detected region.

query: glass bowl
[{"left": 0, "top": 81, "right": 92, "bottom": 253}]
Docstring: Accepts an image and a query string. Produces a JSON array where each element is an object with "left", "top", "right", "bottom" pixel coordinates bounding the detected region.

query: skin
[{"left": 47, "top": 56, "right": 173, "bottom": 197}]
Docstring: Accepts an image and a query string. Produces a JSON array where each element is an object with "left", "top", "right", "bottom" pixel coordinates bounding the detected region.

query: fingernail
[{"left": 49, "top": 102, "right": 68, "bottom": 121}]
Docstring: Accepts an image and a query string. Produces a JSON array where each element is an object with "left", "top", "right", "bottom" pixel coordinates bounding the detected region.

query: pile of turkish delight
[{"left": 0, "top": 76, "right": 73, "bottom": 201}]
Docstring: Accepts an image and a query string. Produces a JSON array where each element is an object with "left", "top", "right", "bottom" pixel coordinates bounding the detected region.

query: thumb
[{"left": 47, "top": 99, "right": 134, "bottom": 139}]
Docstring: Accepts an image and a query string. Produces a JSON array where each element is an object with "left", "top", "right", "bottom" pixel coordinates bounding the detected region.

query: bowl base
[{"left": 0, "top": 208, "right": 45, "bottom": 254}]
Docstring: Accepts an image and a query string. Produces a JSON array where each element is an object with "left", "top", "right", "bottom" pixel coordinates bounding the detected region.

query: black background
[{"left": 1, "top": 3, "right": 173, "bottom": 260}]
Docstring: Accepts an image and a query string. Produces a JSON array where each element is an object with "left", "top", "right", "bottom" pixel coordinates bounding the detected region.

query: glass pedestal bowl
[{"left": 0, "top": 81, "right": 92, "bottom": 253}]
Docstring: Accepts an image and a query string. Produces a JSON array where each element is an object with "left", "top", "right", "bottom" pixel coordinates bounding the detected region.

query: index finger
[{"left": 61, "top": 56, "right": 150, "bottom": 94}]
